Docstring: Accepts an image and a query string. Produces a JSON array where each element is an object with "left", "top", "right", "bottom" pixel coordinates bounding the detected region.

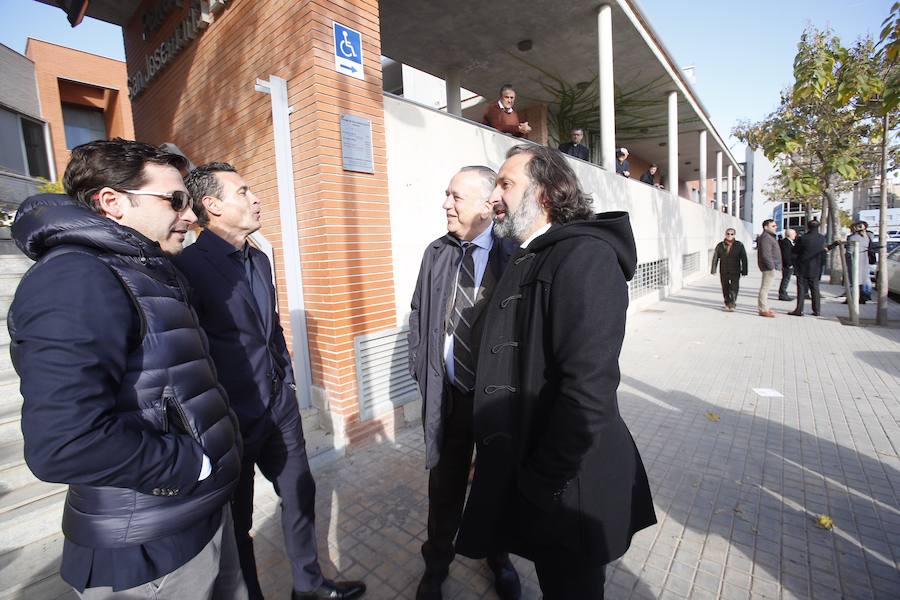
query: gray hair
[{"left": 458, "top": 165, "right": 496, "bottom": 200}]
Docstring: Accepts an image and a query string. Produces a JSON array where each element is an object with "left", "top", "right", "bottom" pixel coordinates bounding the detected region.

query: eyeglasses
[
  {"left": 122, "top": 189, "right": 192, "bottom": 212},
  {"left": 725, "top": 232, "right": 735, "bottom": 236}
]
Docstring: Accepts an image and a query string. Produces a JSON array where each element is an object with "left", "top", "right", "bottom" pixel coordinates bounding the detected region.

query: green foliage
[
  {"left": 507, "top": 52, "right": 697, "bottom": 147},
  {"left": 36, "top": 178, "right": 65, "bottom": 194},
  {"left": 733, "top": 27, "right": 895, "bottom": 220},
  {"left": 878, "top": 2, "right": 900, "bottom": 111}
]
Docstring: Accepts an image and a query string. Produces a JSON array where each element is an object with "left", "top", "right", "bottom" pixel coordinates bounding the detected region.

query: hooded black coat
[{"left": 455, "top": 212, "right": 656, "bottom": 564}]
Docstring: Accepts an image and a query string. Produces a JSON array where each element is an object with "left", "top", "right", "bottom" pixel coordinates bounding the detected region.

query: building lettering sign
[
  {"left": 143, "top": 0, "right": 184, "bottom": 41},
  {"left": 128, "top": 0, "right": 229, "bottom": 99}
]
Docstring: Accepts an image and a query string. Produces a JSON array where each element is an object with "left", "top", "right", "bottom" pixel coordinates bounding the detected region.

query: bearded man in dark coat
[{"left": 455, "top": 144, "right": 656, "bottom": 599}]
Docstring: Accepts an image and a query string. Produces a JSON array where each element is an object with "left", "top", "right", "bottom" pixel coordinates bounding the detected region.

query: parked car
[
  {"left": 869, "top": 239, "right": 900, "bottom": 282},
  {"left": 888, "top": 246, "right": 900, "bottom": 297}
]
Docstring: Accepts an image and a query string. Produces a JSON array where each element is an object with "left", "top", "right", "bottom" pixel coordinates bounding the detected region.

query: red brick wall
[
  {"left": 123, "top": 0, "right": 399, "bottom": 447},
  {"left": 25, "top": 39, "right": 134, "bottom": 179}
]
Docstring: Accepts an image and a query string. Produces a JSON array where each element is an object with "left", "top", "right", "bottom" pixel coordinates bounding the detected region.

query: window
[
  {"left": 682, "top": 252, "right": 700, "bottom": 275},
  {"left": 21, "top": 118, "right": 50, "bottom": 180},
  {"left": 62, "top": 104, "right": 106, "bottom": 149},
  {"left": 0, "top": 107, "right": 51, "bottom": 179},
  {"left": 629, "top": 259, "right": 670, "bottom": 300}
]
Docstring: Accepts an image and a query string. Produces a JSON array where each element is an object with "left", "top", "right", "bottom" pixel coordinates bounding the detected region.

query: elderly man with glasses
[{"left": 711, "top": 228, "right": 749, "bottom": 311}]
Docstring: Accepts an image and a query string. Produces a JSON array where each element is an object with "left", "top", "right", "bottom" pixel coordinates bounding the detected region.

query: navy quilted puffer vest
[{"left": 12, "top": 195, "right": 241, "bottom": 548}]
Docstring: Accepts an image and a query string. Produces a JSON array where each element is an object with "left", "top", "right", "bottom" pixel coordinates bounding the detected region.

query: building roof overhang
[
  {"left": 34, "top": 0, "right": 742, "bottom": 178},
  {"left": 379, "top": 0, "right": 743, "bottom": 177},
  {"left": 35, "top": 0, "right": 137, "bottom": 28}
]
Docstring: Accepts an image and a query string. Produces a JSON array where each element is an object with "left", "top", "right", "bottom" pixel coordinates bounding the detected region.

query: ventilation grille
[
  {"left": 682, "top": 251, "right": 700, "bottom": 275},
  {"left": 629, "top": 258, "right": 670, "bottom": 300},
  {"left": 354, "top": 327, "right": 418, "bottom": 421}
]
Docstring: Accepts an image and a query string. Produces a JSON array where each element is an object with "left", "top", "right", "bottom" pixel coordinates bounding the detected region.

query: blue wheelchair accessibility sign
[{"left": 333, "top": 22, "right": 364, "bottom": 81}]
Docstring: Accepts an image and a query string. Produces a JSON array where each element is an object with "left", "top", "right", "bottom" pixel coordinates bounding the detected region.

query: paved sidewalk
[
  {"left": 12, "top": 271, "right": 900, "bottom": 599},
  {"left": 246, "top": 270, "right": 900, "bottom": 600}
]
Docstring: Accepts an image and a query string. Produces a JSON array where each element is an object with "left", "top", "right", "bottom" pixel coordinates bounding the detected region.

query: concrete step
[
  {"left": 0, "top": 319, "right": 10, "bottom": 346},
  {"left": 0, "top": 479, "right": 65, "bottom": 517},
  {"left": 0, "top": 487, "right": 66, "bottom": 554},
  {"left": 0, "top": 273, "right": 21, "bottom": 297},
  {"left": 0, "top": 380, "right": 21, "bottom": 410},
  {"left": 0, "top": 255, "right": 31, "bottom": 276},
  {"left": 0, "top": 532, "right": 73, "bottom": 600},
  {"left": 0, "top": 397, "right": 22, "bottom": 443},
  {"left": 0, "top": 438, "right": 25, "bottom": 473},
  {"left": 1, "top": 456, "right": 39, "bottom": 491},
  {"left": 0, "top": 569, "right": 75, "bottom": 600},
  {"left": 0, "top": 364, "right": 19, "bottom": 386}
]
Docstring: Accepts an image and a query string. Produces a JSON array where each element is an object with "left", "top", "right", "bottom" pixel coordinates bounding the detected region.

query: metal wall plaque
[{"left": 339, "top": 114, "right": 375, "bottom": 174}]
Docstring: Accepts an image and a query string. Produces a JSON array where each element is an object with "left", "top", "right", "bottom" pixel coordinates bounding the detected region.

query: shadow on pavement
[{"left": 617, "top": 373, "right": 900, "bottom": 600}]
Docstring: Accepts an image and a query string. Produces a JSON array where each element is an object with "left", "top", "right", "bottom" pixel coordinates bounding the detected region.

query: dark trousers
[
  {"left": 719, "top": 272, "right": 740, "bottom": 306},
  {"left": 232, "top": 390, "right": 322, "bottom": 599},
  {"left": 795, "top": 275, "right": 821, "bottom": 314},
  {"left": 534, "top": 553, "right": 606, "bottom": 599},
  {"left": 423, "top": 384, "right": 507, "bottom": 575},
  {"left": 778, "top": 266, "right": 794, "bottom": 298}
]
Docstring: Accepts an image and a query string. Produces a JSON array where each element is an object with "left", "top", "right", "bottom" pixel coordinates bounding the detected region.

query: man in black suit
[
  {"left": 789, "top": 220, "right": 827, "bottom": 317},
  {"left": 558, "top": 128, "right": 589, "bottom": 161},
  {"left": 778, "top": 228, "right": 797, "bottom": 301},
  {"left": 408, "top": 166, "right": 520, "bottom": 600},
  {"left": 173, "top": 163, "right": 365, "bottom": 600}
]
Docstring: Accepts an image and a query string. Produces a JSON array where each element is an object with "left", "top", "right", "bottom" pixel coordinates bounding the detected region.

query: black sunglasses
[{"left": 122, "top": 189, "right": 192, "bottom": 212}]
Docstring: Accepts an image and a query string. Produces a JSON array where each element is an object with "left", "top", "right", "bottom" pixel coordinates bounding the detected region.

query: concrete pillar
[
  {"left": 445, "top": 68, "right": 461, "bottom": 116},
  {"left": 715, "top": 151, "right": 723, "bottom": 211},
  {"left": 667, "top": 91, "right": 678, "bottom": 196},
  {"left": 727, "top": 165, "right": 734, "bottom": 215},
  {"left": 597, "top": 4, "right": 615, "bottom": 171},
  {"left": 734, "top": 173, "right": 741, "bottom": 219},
  {"left": 698, "top": 130, "right": 707, "bottom": 205}
]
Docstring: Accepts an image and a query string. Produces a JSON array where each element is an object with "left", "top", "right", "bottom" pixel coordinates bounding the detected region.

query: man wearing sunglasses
[
  {"left": 173, "top": 163, "right": 366, "bottom": 600},
  {"left": 711, "top": 228, "right": 748, "bottom": 312},
  {"left": 8, "top": 139, "right": 247, "bottom": 598}
]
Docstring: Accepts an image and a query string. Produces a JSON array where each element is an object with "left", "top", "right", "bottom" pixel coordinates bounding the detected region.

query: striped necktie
[{"left": 449, "top": 242, "right": 477, "bottom": 392}]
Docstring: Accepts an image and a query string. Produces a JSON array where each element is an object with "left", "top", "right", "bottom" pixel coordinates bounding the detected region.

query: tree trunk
[
  {"left": 876, "top": 112, "right": 890, "bottom": 325},
  {"left": 823, "top": 191, "right": 841, "bottom": 283}
]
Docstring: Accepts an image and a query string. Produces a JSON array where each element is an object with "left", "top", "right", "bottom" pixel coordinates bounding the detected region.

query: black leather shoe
[
  {"left": 415, "top": 572, "right": 444, "bottom": 600},
  {"left": 487, "top": 557, "right": 522, "bottom": 600},
  {"left": 812, "top": 311, "right": 821, "bottom": 316},
  {"left": 778, "top": 296, "right": 793, "bottom": 301},
  {"left": 787, "top": 310, "right": 803, "bottom": 316},
  {"left": 292, "top": 580, "right": 366, "bottom": 600}
]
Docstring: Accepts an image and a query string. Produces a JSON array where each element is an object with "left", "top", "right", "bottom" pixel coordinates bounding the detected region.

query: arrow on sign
[{"left": 340, "top": 64, "right": 358, "bottom": 73}]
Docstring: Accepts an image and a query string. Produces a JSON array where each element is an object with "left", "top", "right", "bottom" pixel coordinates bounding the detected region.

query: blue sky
[{"left": 1, "top": 0, "right": 891, "bottom": 151}]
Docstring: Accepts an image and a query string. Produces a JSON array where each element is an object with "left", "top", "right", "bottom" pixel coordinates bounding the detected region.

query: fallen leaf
[
  {"left": 816, "top": 514, "right": 834, "bottom": 530},
  {"left": 705, "top": 411, "right": 721, "bottom": 422}
]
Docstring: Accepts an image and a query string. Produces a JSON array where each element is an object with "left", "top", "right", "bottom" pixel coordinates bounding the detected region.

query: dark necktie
[
  {"left": 449, "top": 242, "right": 477, "bottom": 392},
  {"left": 239, "top": 247, "right": 268, "bottom": 319}
]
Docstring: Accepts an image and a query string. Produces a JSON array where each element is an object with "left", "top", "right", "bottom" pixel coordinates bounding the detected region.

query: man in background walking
[{"left": 711, "top": 227, "right": 748, "bottom": 311}]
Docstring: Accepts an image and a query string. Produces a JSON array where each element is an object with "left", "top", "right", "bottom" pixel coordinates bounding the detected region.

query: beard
[{"left": 493, "top": 185, "right": 543, "bottom": 242}]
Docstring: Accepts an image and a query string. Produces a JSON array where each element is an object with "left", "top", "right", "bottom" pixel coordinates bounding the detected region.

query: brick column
[{"left": 123, "top": 0, "right": 396, "bottom": 449}]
